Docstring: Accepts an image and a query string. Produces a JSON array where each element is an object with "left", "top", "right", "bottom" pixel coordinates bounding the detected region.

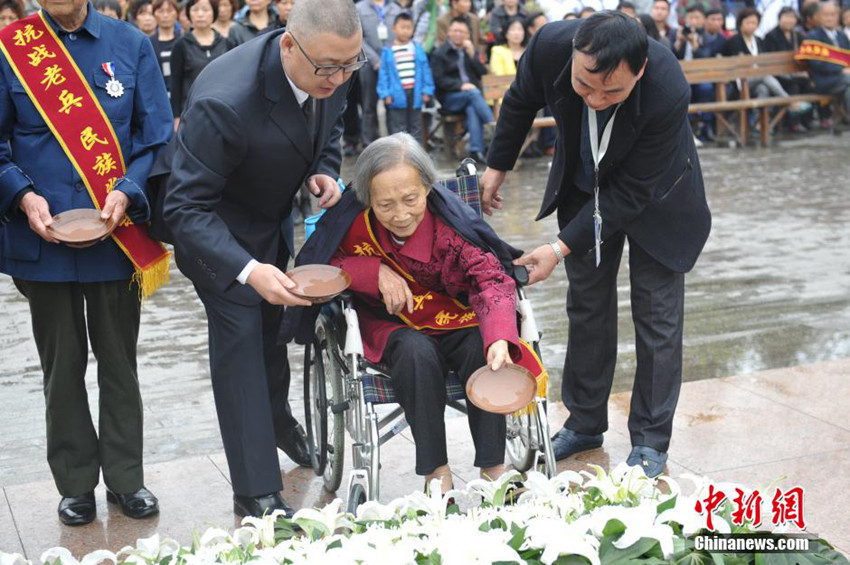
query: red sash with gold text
[
  {"left": 0, "top": 12, "right": 169, "bottom": 298},
  {"left": 795, "top": 39, "right": 850, "bottom": 68},
  {"left": 340, "top": 209, "right": 548, "bottom": 392}
]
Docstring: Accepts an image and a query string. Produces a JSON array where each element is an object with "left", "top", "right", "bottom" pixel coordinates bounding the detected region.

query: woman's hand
[
  {"left": 378, "top": 263, "right": 414, "bottom": 315},
  {"left": 486, "top": 339, "right": 511, "bottom": 371}
]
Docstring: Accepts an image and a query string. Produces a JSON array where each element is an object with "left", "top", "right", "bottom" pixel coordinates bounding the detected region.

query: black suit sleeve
[
  {"left": 486, "top": 31, "right": 548, "bottom": 171},
  {"left": 558, "top": 86, "right": 691, "bottom": 254},
  {"left": 163, "top": 96, "right": 253, "bottom": 290}
]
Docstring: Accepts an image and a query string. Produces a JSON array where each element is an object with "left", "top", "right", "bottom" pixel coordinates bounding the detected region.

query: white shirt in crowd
[{"left": 756, "top": 0, "right": 795, "bottom": 38}]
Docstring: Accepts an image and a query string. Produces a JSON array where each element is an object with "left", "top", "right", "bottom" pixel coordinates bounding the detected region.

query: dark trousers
[
  {"left": 13, "top": 278, "right": 144, "bottom": 497},
  {"left": 558, "top": 200, "right": 685, "bottom": 453},
  {"left": 383, "top": 327, "right": 505, "bottom": 475},
  {"left": 386, "top": 90, "right": 423, "bottom": 140},
  {"left": 358, "top": 65, "right": 379, "bottom": 146},
  {"left": 194, "top": 283, "right": 298, "bottom": 497}
]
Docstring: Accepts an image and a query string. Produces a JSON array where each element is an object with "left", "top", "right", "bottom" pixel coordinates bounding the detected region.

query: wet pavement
[{"left": 1, "top": 133, "right": 849, "bottom": 496}]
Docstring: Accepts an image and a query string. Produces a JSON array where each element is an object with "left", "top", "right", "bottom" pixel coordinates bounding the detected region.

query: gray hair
[
  {"left": 353, "top": 133, "right": 438, "bottom": 207},
  {"left": 287, "top": 0, "right": 361, "bottom": 39}
]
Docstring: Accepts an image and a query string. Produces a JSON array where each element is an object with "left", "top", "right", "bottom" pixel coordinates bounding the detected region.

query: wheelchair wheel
[
  {"left": 303, "top": 340, "right": 327, "bottom": 475},
  {"left": 313, "top": 313, "right": 345, "bottom": 492},
  {"left": 347, "top": 483, "right": 367, "bottom": 514},
  {"left": 506, "top": 410, "right": 537, "bottom": 472}
]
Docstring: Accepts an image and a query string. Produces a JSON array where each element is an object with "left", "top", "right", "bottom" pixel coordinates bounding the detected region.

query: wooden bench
[
  {"left": 481, "top": 74, "right": 556, "bottom": 162},
  {"left": 680, "top": 52, "right": 838, "bottom": 147},
  {"left": 478, "top": 52, "right": 841, "bottom": 150}
]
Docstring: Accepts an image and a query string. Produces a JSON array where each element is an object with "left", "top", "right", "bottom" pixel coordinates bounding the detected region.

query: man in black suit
[
  {"left": 161, "top": 0, "right": 363, "bottom": 516},
  {"left": 481, "top": 12, "right": 711, "bottom": 478}
]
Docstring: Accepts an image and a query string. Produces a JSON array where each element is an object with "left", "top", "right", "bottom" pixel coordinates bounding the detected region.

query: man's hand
[
  {"left": 384, "top": 96, "right": 393, "bottom": 105},
  {"left": 423, "top": 94, "right": 431, "bottom": 103},
  {"left": 19, "top": 192, "right": 58, "bottom": 243},
  {"left": 463, "top": 39, "right": 475, "bottom": 57},
  {"left": 378, "top": 263, "right": 414, "bottom": 315},
  {"left": 100, "top": 189, "right": 130, "bottom": 236},
  {"left": 307, "top": 174, "right": 342, "bottom": 209},
  {"left": 246, "top": 263, "right": 312, "bottom": 306},
  {"left": 481, "top": 167, "right": 506, "bottom": 216},
  {"left": 513, "top": 240, "right": 570, "bottom": 285},
  {"left": 486, "top": 339, "right": 512, "bottom": 371},
  {"left": 460, "top": 82, "right": 477, "bottom": 91},
  {"left": 674, "top": 28, "right": 685, "bottom": 49}
]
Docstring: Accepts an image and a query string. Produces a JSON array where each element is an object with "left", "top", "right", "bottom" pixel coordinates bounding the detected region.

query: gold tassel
[
  {"left": 132, "top": 252, "right": 171, "bottom": 300},
  {"left": 510, "top": 370, "right": 549, "bottom": 418}
]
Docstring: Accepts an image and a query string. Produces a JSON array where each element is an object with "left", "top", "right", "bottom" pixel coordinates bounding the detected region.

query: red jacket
[{"left": 331, "top": 208, "right": 519, "bottom": 363}]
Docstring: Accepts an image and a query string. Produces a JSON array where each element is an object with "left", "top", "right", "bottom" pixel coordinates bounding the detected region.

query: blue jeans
[{"left": 442, "top": 89, "right": 494, "bottom": 153}]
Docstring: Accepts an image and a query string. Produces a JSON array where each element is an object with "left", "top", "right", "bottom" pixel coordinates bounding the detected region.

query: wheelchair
[{"left": 301, "top": 162, "right": 556, "bottom": 512}]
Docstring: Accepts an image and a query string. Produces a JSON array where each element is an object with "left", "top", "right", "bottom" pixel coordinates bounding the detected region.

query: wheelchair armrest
[{"left": 512, "top": 265, "right": 529, "bottom": 287}]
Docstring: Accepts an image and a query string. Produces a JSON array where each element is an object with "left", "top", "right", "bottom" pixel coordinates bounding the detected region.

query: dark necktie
[{"left": 302, "top": 97, "right": 316, "bottom": 145}]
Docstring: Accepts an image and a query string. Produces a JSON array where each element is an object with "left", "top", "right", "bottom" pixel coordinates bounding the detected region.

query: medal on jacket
[
  {"left": 587, "top": 103, "right": 621, "bottom": 268},
  {"left": 101, "top": 62, "right": 124, "bottom": 98}
]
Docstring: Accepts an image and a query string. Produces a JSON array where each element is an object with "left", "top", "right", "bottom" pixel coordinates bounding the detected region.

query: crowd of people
[{"left": 0, "top": 0, "right": 846, "bottom": 148}]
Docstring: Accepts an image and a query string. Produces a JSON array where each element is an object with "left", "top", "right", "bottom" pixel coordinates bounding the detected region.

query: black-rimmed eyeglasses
[{"left": 289, "top": 33, "right": 367, "bottom": 76}]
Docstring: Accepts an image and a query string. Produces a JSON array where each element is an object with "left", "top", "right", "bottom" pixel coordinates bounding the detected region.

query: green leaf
[
  {"left": 508, "top": 523, "right": 527, "bottom": 551},
  {"left": 602, "top": 518, "right": 627, "bottom": 538},
  {"left": 552, "top": 555, "right": 596, "bottom": 565},
  {"left": 673, "top": 552, "right": 711, "bottom": 565},
  {"left": 599, "top": 537, "right": 661, "bottom": 564},
  {"left": 657, "top": 494, "right": 678, "bottom": 515}
]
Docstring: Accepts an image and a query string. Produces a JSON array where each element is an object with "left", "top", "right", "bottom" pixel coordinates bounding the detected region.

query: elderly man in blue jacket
[{"left": 0, "top": 0, "right": 172, "bottom": 526}]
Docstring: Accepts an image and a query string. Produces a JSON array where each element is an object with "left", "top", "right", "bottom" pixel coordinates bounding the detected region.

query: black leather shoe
[
  {"left": 549, "top": 426, "right": 603, "bottom": 461},
  {"left": 58, "top": 492, "right": 96, "bottom": 526},
  {"left": 276, "top": 423, "right": 311, "bottom": 467},
  {"left": 233, "top": 492, "right": 294, "bottom": 518},
  {"left": 106, "top": 487, "right": 159, "bottom": 519},
  {"left": 468, "top": 151, "right": 487, "bottom": 165}
]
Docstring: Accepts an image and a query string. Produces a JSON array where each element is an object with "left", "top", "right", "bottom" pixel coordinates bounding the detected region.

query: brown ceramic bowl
[
  {"left": 48, "top": 209, "right": 112, "bottom": 246},
  {"left": 466, "top": 364, "right": 537, "bottom": 414},
  {"left": 286, "top": 264, "right": 352, "bottom": 304}
]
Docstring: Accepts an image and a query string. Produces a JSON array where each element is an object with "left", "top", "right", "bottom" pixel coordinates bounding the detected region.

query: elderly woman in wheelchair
[{"left": 286, "top": 133, "right": 552, "bottom": 505}]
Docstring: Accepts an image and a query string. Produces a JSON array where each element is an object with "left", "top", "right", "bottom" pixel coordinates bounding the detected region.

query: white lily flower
[
  {"left": 1, "top": 553, "right": 30, "bottom": 565},
  {"left": 197, "top": 528, "right": 232, "bottom": 548},
  {"left": 115, "top": 534, "right": 179, "bottom": 564},
  {"left": 465, "top": 469, "right": 522, "bottom": 506},
  {"left": 591, "top": 500, "right": 675, "bottom": 557},
  {"left": 40, "top": 548, "right": 115, "bottom": 565},
  {"left": 293, "top": 498, "right": 351, "bottom": 539},
  {"left": 230, "top": 526, "right": 259, "bottom": 549},
  {"left": 240, "top": 511, "right": 281, "bottom": 547},
  {"left": 524, "top": 517, "right": 601, "bottom": 565},
  {"left": 355, "top": 499, "right": 397, "bottom": 522}
]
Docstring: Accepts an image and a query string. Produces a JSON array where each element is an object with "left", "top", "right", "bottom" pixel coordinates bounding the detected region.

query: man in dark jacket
[
  {"left": 430, "top": 16, "right": 493, "bottom": 163},
  {"left": 481, "top": 13, "right": 711, "bottom": 478},
  {"left": 160, "top": 0, "right": 362, "bottom": 517}
]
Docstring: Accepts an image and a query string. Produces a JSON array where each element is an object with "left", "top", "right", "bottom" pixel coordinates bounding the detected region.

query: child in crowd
[{"left": 377, "top": 11, "right": 435, "bottom": 141}]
